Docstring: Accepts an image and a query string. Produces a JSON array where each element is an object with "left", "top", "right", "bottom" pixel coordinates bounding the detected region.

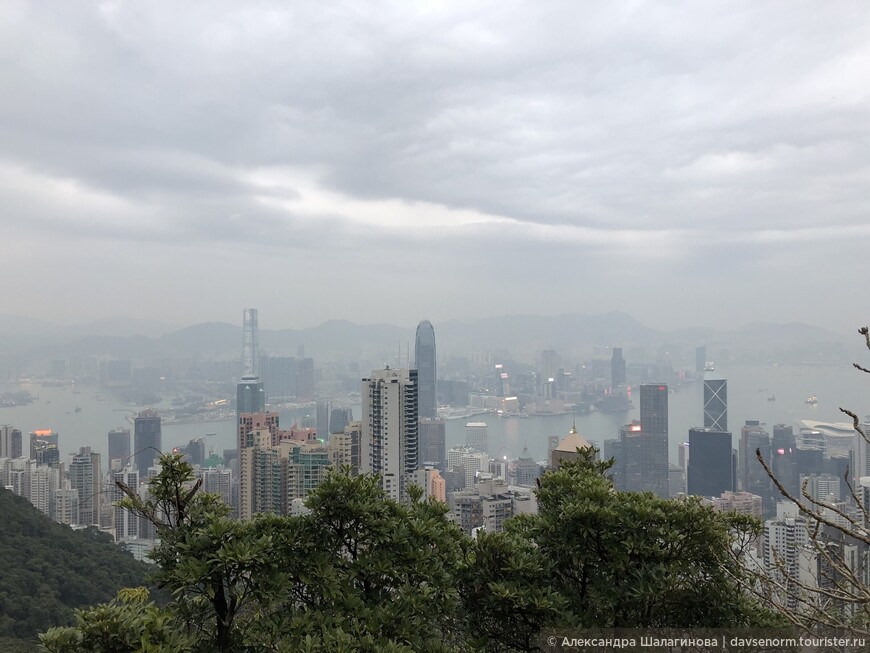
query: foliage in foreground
[{"left": 40, "top": 451, "right": 780, "bottom": 652}]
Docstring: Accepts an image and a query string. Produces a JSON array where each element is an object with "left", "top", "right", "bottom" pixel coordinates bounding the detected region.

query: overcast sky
[{"left": 1, "top": 1, "right": 868, "bottom": 333}]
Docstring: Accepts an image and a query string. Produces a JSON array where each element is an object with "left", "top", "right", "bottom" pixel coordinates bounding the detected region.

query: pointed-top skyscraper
[{"left": 414, "top": 320, "right": 437, "bottom": 419}]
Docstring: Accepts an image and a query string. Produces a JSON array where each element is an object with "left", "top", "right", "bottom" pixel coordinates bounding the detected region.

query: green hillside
[{"left": 0, "top": 488, "right": 150, "bottom": 650}]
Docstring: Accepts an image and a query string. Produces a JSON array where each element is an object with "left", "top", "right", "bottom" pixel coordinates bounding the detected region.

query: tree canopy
[
  {"left": 39, "top": 451, "right": 781, "bottom": 652},
  {"left": 0, "top": 488, "right": 149, "bottom": 651}
]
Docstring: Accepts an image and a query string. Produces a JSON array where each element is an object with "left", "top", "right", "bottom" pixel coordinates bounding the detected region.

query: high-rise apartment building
[
  {"left": 361, "top": 368, "right": 418, "bottom": 503},
  {"left": 69, "top": 446, "right": 102, "bottom": 526},
  {"left": 113, "top": 467, "right": 140, "bottom": 541},
  {"left": 0, "top": 425, "right": 22, "bottom": 459},
  {"left": 414, "top": 320, "right": 437, "bottom": 419},
  {"left": 284, "top": 441, "right": 330, "bottom": 504},
  {"left": 687, "top": 427, "right": 734, "bottom": 498},
  {"left": 133, "top": 409, "right": 162, "bottom": 474},
  {"left": 54, "top": 483, "right": 80, "bottom": 525},
  {"left": 198, "top": 466, "right": 233, "bottom": 507},
  {"left": 703, "top": 379, "right": 727, "bottom": 431},
  {"left": 447, "top": 446, "right": 491, "bottom": 489},
  {"left": 328, "top": 420, "right": 361, "bottom": 474},
  {"left": 237, "top": 412, "right": 281, "bottom": 519},
  {"left": 29, "top": 465, "right": 58, "bottom": 517},
  {"left": 108, "top": 428, "right": 131, "bottom": 471},
  {"left": 239, "top": 424, "right": 281, "bottom": 519}
]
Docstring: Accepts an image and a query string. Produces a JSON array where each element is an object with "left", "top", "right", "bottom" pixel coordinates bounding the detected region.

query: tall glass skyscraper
[
  {"left": 703, "top": 379, "right": 727, "bottom": 431},
  {"left": 133, "top": 408, "right": 162, "bottom": 474},
  {"left": 414, "top": 320, "right": 437, "bottom": 419}
]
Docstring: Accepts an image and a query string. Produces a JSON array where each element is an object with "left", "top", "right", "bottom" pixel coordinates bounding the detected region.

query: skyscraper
[
  {"left": 108, "top": 428, "right": 131, "bottom": 471},
  {"left": 703, "top": 379, "right": 727, "bottom": 431},
  {"left": 414, "top": 320, "right": 437, "bottom": 419},
  {"left": 687, "top": 427, "right": 734, "bottom": 498},
  {"left": 0, "top": 425, "right": 22, "bottom": 459},
  {"left": 740, "top": 420, "right": 774, "bottom": 516},
  {"left": 465, "top": 422, "right": 488, "bottom": 453},
  {"left": 611, "top": 347, "right": 626, "bottom": 386},
  {"left": 237, "top": 412, "right": 281, "bottom": 520},
  {"left": 69, "top": 446, "right": 102, "bottom": 526},
  {"left": 133, "top": 409, "right": 162, "bottom": 474},
  {"left": 237, "top": 376, "right": 265, "bottom": 414},
  {"left": 419, "top": 418, "right": 446, "bottom": 470},
  {"left": 260, "top": 355, "right": 295, "bottom": 401},
  {"left": 640, "top": 383, "right": 668, "bottom": 437},
  {"left": 361, "top": 368, "right": 418, "bottom": 503},
  {"left": 621, "top": 383, "right": 669, "bottom": 498},
  {"left": 30, "top": 429, "right": 58, "bottom": 460},
  {"left": 329, "top": 407, "right": 353, "bottom": 435},
  {"left": 242, "top": 308, "right": 259, "bottom": 378},
  {"left": 113, "top": 467, "right": 139, "bottom": 541}
]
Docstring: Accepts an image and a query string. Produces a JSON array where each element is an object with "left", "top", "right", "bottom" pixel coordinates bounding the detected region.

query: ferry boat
[
  {"left": 704, "top": 361, "right": 715, "bottom": 372},
  {"left": 805, "top": 395, "right": 818, "bottom": 405}
]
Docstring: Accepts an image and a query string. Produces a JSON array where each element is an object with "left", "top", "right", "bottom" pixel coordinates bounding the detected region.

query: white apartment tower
[{"left": 361, "top": 368, "right": 418, "bottom": 503}]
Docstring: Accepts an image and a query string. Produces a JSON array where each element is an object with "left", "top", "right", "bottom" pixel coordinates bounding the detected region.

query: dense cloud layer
[{"left": 1, "top": 1, "right": 868, "bottom": 331}]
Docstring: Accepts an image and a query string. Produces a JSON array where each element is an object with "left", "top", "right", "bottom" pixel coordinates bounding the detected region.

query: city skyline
[{"left": 1, "top": 2, "right": 869, "bottom": 333}]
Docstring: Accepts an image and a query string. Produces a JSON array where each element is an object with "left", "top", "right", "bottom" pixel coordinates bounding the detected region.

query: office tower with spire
[
  {"left": 414, "top": 320, "right": 437, "bottom": 419},
  {"left": 361, "top": 367, "right": 418, "bottom": 503},
  {"left": 133, "top": 409, "right": 161, "bottom": 474},
  {"left": 703, "top": 379, "right": 727, "bottom": 431}
]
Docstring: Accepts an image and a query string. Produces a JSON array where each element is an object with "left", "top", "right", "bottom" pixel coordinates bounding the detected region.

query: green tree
[
  {"left": 461, "top": 447, "right": 781, "bottom": 651},
  {"left": 41, "top": 449, "right": 780, "bottom": 652},
  {"left": 39, "top": 587, "right": 194, "bottom": 653}
]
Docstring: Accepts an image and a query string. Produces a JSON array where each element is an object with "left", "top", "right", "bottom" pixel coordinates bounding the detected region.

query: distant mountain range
[{"left": 0, "top": 312, "right": 854, "bottom": 363}]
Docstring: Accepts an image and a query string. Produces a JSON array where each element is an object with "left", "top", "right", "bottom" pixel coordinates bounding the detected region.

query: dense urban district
[{"left": 1, "top": 310, "right": 869, "bottom": 651}]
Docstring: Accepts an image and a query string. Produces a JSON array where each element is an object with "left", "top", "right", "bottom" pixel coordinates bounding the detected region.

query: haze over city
[{"left": 1, "top": 1, "right": 869, "bottom": 333}]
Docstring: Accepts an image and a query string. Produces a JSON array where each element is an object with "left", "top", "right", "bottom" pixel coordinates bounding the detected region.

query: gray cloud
[{"left": 1, "top": 1, "right": 868, "bottom": 331}]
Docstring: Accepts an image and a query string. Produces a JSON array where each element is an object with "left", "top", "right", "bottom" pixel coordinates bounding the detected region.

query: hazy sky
[{"left": 2, "top": 1, "right": 868, "bottom": 333}]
